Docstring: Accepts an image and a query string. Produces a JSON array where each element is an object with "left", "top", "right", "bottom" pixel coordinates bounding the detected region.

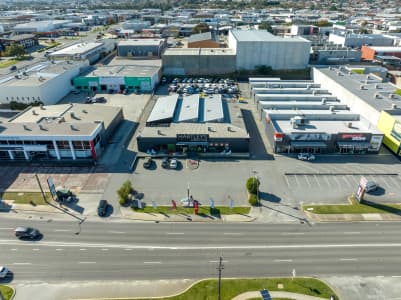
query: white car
[
  {"left": 297, "top": 153, "right": 315, "bottom": 161},
  {"left": 0, "top": 266, "right": 9, "bottom": 278},
  {"left": 169, "top": 158, "right": 178, "bottom": 169}
]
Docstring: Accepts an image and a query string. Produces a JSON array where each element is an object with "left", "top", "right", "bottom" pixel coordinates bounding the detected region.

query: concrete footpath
[{"left": 232, "top": 291, "right": 328, "bottom": 300}]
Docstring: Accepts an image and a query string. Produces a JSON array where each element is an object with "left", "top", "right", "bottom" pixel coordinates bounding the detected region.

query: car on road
[
  {"left": 9, "top": 65, "right": 17, "bottom": 71},
  {"left": 14, "top": 227, "right": 40, "bottom": 239},
  {"left": 97, "top": 200, "right": 109, "bottom": 217},
  {"left": 143, "top": 157, "right": 153, "bottom": 169},
  {"left": 169, "top": 158, "right": 178, "bottom": 169},
  {"left": 365, "top": 181, "right": 378, "bottom": 193},
  {"left": 297, "top": 153, "right": 315, "bottom": 161},
  {"left": 0, "top": 266, "right": 9, "bottom": 279}
]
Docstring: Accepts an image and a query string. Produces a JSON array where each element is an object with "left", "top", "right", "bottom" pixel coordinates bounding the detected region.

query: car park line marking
[
  {"left": 391, "top": 275, "right": 401, "bottom": 278},
  {"left": 0, "top": 227, "right": 13, "bottom": 230},
  {"left": 342, "top": 176, "right": 352, "bottom": 187},
  {"left": 79, "top": 248, "right": 87, "bottom": 251},
  {"left": 333, "top": 176, "right": 342, "bottom": 188},
  {"left": 143, "top": 261, "right": 161, "bottom": 264},
  {"left": 223, "top": 233, "right": 243, "bottom": 235},
  {"left": 281, "top": 232, "right": 305, "bottom": 236},
  {"left": 166, "top": 232, "right": 185, "bottom": 235},
  {"left": 56, "top": 249, "right": 63, "bottom": 251},
  {"left": 304, "top": 175, "right": 311, "bottom": 187},
  {"left": 294, "top": 175, "right": 300, "bottom": 187},
  {"left": 54, "top": 229, "right": 71, "bottom": 232},
  {"left": 13, "top": 262, "right": 32, "bottom": 265},
  {"left": 339, "top": 258, "right": 358, "bottom": 261},
  {"left": 79, "top": 261, "right": 96, "bottom": 264},
  {"left": 344, "top": 232, "right": 360, "bottom": 235},
  {"left": 209, "top": 260, "right": 228, "bottom": 263},
  {"left": 322, "top": 175, "right": 330, "bottom": 187},
  {"left": 274, "top": 259, "right": 293, "bottom": 262},
  {"left": 101, "top": 248, "right": 109, "bottom": 251},
  {"left": 376, "top": 275, "right": 384, "bottom": 278},
  {"left": 283, "top": 176, "right": 290, "bottom": 187},
  {"left": 313, "top": 175, "right": 321, "bottom": 188}
]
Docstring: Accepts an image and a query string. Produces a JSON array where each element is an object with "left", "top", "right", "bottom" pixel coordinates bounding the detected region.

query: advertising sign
[
  {"left": 289, "top": 133, "right": 331, "bottom": 141},
  {"left": 176, "top": 134, "right": 209, "bottom": 142},
  {"left": 99, "top": 76, "right": 124, "bottom": 85},
  {"left": 47, "top": 176, "right": 57, "bottom": 198},
  {"left": 194, "top": 200, "right": 199, "bottom": 215},
  {"left": 171, "top": 199, "right": 177, "bottom": 209},
  {"left": 369, "top": 135, "right": 383, "bottom": 151},
  {"left": 340, "top": 133, "right": 367, "bottom": 141},
  {"left": 356, "top": 176, "right": 367, "bottom": 203}
]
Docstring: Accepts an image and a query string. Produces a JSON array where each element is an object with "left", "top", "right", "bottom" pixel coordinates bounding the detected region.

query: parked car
[
  {"left": 297, "top": 153, "right": 315, "bottom": 161},
  {"left": 9, "top": 65, "right": 17, "bottom": 71},
  {"left": 14, "top": 227, "right": 40, "bottom": 239},
  {"left": 94, "top": 96, "right": 107, "bottom": 103},
  {"left": 97, "top": 199, "right": 108, "bottom": 217},
  {"left": 161, "top": 157, "right": 170, "bottom": 168},
  {"left": 143, "top": 157, "right": 153, "bottom": 169},
  {"left": 0, "top": 266, "right": 9, "bottom": 279},
  {"left": 169, "top": 158, "right": 178, "bottom": 169},
  {"left": 365, "top": 181, "right": 378, "bottom": 193}
]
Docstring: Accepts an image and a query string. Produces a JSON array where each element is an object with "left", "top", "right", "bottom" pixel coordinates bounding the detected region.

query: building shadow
[
  {"left": 361, "top": 199, "right": 401, "bottom": 215},
  {"left": 259, "top": 191, "right": 281, "bottom": 203}
]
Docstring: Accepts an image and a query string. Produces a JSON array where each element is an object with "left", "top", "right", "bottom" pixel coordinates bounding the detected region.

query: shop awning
[
  {"left": 337, "top": 142, "right": 370, "bottom": 149},
  {"left": 176, "top": 142, "right": 209, "bottom": 146},
  {"left": 290, "top": 141, "right": 327, "bottom": 148}
]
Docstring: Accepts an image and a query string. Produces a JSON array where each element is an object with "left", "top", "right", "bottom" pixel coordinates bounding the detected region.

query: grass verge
[
  {"left": 0, "top": 285, "right": 14, "bottom": 300},
  {"left": 304, "top": 197, "right": 401, "bottom": 214},
  {"left": 132, "top": 205, "right": 250, "bottom": 216},
  {"left": 132, "top": 278, "right": 337, "bottom": 300},
  {"left": 0, "top": 59, "right": 17, "bottom": 68},
  {"left": 396, "top": 89, "right": 401, "bottom": 96},
  {"left": 0, "top": 191, "right": 50, "bottom": 205}
]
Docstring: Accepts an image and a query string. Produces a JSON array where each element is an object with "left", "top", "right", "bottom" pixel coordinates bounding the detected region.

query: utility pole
[
  {"left": 217, "top": 256, "right": 224, "bottom": 300},
  {"left": 35, "top": 173, "right": 49, "bottom": 204}
]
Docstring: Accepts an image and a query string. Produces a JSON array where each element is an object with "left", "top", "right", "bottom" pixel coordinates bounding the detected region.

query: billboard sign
[
  {"left": 340, "top": 133, "right": 367, "bottom": 141},
  {"left": 356, "top": 176, "right": 367, "bottom": 203},
  {"left": 47, "top": 177, "right": 57, "bottom": 198},
  {"left": 369, "top": 135, "right": 383, "bottom": 151}
]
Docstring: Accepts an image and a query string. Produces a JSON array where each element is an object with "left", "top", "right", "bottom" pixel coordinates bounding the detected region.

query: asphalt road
[{"left": 1, "top": 218, "right": 401, "bottom": 282}]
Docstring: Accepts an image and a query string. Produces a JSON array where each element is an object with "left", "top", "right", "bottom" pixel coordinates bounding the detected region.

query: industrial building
[
  {"left": 328, "top": 32, "right": 394, "bottom": 48},
  {"left": 138, "top": 94, "right": 249, "bottom": 153},
  {"left": 250, "top": 78, "right": 384, "bottom": 154},
  {"left": 72, "top": 64, "right": 161, "bottom": 93},
  {"left": 48, "top": 42, "right": 104, "bottom": 64},
  {"left": 0, "top": 61, "right": 88, "bottom": 105},
  {"left": 0, "top": 103, "right": 123, "bottom": 162},
  {"left": 187, "top": 32, "right": 220, "bottom": 48},
  {"left": 361, "top": 45, "right": 401, "bottom": 61},
  {"left": 228, "top": 30, "right": 311, "bottom": 70},
  {"left": 117, "top": 39, "right": 167, "bottom": 58},
  {"left": 312, "top": 66, "right": 401, "bottom": 157},
  {"left": 162, "top": 48, "right": 236, "bottom": 75}
]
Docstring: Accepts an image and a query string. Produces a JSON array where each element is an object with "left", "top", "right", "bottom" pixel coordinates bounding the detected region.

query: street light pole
[{"left": 217, "top": 256, "right": 224, "bottom": 300}]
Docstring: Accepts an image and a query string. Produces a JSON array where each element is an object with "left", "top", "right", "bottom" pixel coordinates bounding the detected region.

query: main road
[{"left": 0, "top": 218, "right": 401, "bottom": 282}]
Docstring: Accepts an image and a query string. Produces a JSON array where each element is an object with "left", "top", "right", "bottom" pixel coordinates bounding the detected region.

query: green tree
[
  {"left": 192, "top": 23, "right": 210, "bottom": 34},
  {"left": 258, "top": 21, "right": 274, "bottom": 33},
  {"left": 246, "top": 177, "right": 260, "bottom": 195},
  {"left": 3, "top": 43, "right": 25, "bottom": 57},
  {"left": 117, "top": 180, "right": 134, "bottom": 205},
  {"left": 317, "top": 20, "right": 331, "bottom": 27},
  {"left": 248, "top": 193, "right": 258, "bottom": 206}
]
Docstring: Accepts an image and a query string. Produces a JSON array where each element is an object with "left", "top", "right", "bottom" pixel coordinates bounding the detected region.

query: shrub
[
  {"left": 248, "top": 193, "right": 258, "bottom": 206},
  {"left": 119, "top": 198, "right": 126, "bottom": 206},
  {"left": 117, "top": 180, "right": 134, "bottom": 205},
  {"left": 246, "top": 177, "right": 260, "bottom": 194}
]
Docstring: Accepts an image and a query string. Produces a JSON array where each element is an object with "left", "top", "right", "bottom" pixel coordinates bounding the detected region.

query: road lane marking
[
  {"left": 0, "top": 227, "right": 13, "bottom": 230},
  {"left": 343, "top": 232, "right": 360, "bottom": 235},
  {"left": 32, "top": 248, "right": 40, "bottom": 251},
  {"left": 209, "top": 260, "right": 228, "bottom": 263},
  {"left": 79, "top": 248, "right": 87, "bottom": 251},
  {"left": 340, "top": 258, "right": 358, "bottom": 261},
  {"left": 79, "top": 261, "right": 96, "bottom": 264},
  {"left": 143, "top": 261, "right": 161, "bottom": 264},
  {"left": 223, "top": 233, "right": 243, "bottom": 236},
  {"left": 304, "top": 175, "right": 311, "bottom": 187},
  {"left": 108, "top": 231, "right": 125, "bottom": 234},
  {"left": 124, "top": 249, "right": 133, "bottom": 251},
  {"left": 166, "top": 232, "right": 185, "bottom": 235},
  {"left": 13, "top": 262, "right": 32, "bottom": 265},
  {"left": 56, "top": 249, "right": 63, "bottom": 251},
  {"left": 274, "top": 259, "right": 293, "bottom": 262},
  {"left": 281, "top": 232, "right": 305, "bottom": 236},
  {"left": 101, "top": 248, "right": 109, "bottom": 251},
  {"left": 313, "top": 175, "right": 321, "bottom": 188},
  {"left": 54, "top": 229, "right": 71, "bottom": 232},
  {"left": 392, "top": 276, "right": 401, "bottom": 278},
  {"left": 11, "top": 249, "right": 17, "bottom": 251}
]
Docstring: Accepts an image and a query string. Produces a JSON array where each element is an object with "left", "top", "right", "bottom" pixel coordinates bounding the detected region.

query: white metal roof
[
  {"left": 178, "top": 94, "right": 199, "bottom": 122},
  {"left": 147, "top": 94, "right": 179, "bottom": 123},
  {"left": 203, "top": 94, "right": 224, "bottom": 122}
]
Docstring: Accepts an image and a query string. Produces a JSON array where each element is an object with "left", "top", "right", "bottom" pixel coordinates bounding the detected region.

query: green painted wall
[{"left": 73, "top": 76, "right": 152, "bottom": 91}]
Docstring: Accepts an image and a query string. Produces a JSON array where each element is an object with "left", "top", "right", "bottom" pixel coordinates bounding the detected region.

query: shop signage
[
  {"left": 369, "top": 135, "right": 383, "bottom": 151},
  {"left": 176, "top": 134, "right": 209, "bottom": 142},
  {"left": 340, "top": 133, "right": 367, "bottom": 141},
  {"left": 288, "top": 133, "right": 330, "bottom": 141},
  {"left": 391, "top": 122, "right": 401, "bottom": 141},
  {"left": 274, "top": 133, "right": 284, "bottom": 142},
  {"left": 99, "top": 76, "right": 124, "bottom": 85}
]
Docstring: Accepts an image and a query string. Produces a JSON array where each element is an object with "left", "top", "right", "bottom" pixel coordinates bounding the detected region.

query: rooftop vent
[
  {"left": 347, "top": 122, "right": 353, "bottom": 128},
  {"left": 389, "top": 93, "right": 396, "bottom": 99},
  {"left": 32, "top": 109, "right": 37, "bottom": 115},
  {"left": 70, "top": 111, "right": 77, "bottom": 119},
  {"left": 337, "top": 71, "right": 342, "bottom": 76},
  {"left": 359, "top": 85, "right": 365, "bottom": 90},
  {"left": 82, "top": 109, "right": 88, "bottom": 113},
  {"left": 375, "top": 84, "right": 381, "bottom": 89},
  {"left": 40, "top": 104, "right": 44, "bottom": 110},
  {"left": 58, "top": 117, "right": 65, "bottom": 123},
  {"left": 321, "top": 98, "right": 327, "bottom": 105},
  {"left": 23, "top": 124, "right": 31, "bottom": 131},
  {"left": 208, "top": 126, "right": 215, "bottom": 132},
  {"left": 392, "top": 103, "right": 398, "bottom": 109},
  {"left": 364, "top": 79, "right": 369, "bottom": 84},
  {"left": 22, "top": 71, "right": 28, "bottom": 76},
  {"left": 70, "top": 124, "right": 79, "bottom": 131},
  {"left": 329, "top": 105, "right": 335, "bottom": 112},
  {"left": 374, "top": 92, "right": 381, "bottom": 99},
  {"left": 39, "top": 124, "right": 47, "bottom": 131}
]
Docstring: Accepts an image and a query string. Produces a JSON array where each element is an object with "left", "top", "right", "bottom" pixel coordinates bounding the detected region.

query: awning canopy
[
  {"left": 290, "top": 141, "right": 327, "bottom": 148},
  {"left": 176, "top": 142, "right": 209, "bottom": 146},
  {"left": 337, "top": 142, "right": 370, "bottom": 149}
]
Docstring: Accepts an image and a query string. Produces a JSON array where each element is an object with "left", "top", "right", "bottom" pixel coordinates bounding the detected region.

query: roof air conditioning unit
[
  {"left": 70, "top": 124, "right": 78, "bottom": 131},
  {"left": 70, "top": 111, "right": 76, "bottom": 119},
  {"left": 32, "top": 109, "right": 37, "bottom": 115},
  {"left": 82, "top": 109, "right": 88, "bottom": 113},
  {"left": 337, "top": 71, "right": 342, "bottom": 76},
  {"left": 364, "top": 79, "right": 368, "bottom": 84},
  {"left": 359, "top": 85, "right": 365, "bottom": 90},
  {"left": 329, "top": 105, "right": 335, "bottom": 112},
  {"left": 23, "top": 124, "right": 30, "bottom": 131},
  {"left": 389, "top": 93, "right": 396, "bottom": 99},
  {"left": 157, "top": 129, "right": 162, "bottom": 135},
  {"left": 39, "top": 124, "right": 46, "bottom": 131},
  {"left": 40, "top": 104, "right": 44, "bottom": 110},
  {"left": 347, "top": 122, "right": 353, "bottom": 128},
  {"left": 392, "top": 103, "right": 398, "bottom": 109},
  {"left": 321, "top": 98, "right": 327, "bottom": 105},
  {"left": 374, "top": 93, "right": 380, "bottom": 99},
  {"left": 375, "top": 84, "right": 381, "bottom": 89}
]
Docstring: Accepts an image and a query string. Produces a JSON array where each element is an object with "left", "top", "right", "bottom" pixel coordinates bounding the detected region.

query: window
[{"left": 56, "top": 141, "right": 70, "bottom": 149}]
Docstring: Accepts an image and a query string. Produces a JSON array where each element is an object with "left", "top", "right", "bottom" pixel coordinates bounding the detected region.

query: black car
[
  {"left": 14, "top": 227, "right": 40, "bottom": 239},
  {"left": 161, "top": 157, "right": 170, "bottom": 168},
  {"left": 9, "top": 65, "right": 17, "bottom": 71},
  {"left": 98, "top": 200, "right": 108, "bottom": 217}
]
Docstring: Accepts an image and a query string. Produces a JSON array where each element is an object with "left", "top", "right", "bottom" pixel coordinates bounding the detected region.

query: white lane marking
[
  {"left": 79, "top": 261, "right": 96, "bottom": 264},
  {"left": 274, "top": 259, "right": 293, "bottom": 262},
  {"left": 340, "top": 258, "right": 358, "bottom": 261},
  {"left": 323, "top": 175, "right": 330, "bottom": 187},
  {"left": 313, "top": 175, "right": 321, "bottom": 188},
  {"left": 32, "top": 248, "right": 40, "bottom": 251},
  {"left": 13, "top": 262, "right": 32, "bottom": 265},
  {"left": 11, "top": 248, "right": 17, "bottom": 251},
  {"left": 304, "top": 175, "right": 311, "bottom": 187},
  {"left": 392, "top": 275, "right": 401, "bottom": 278},
  {"left": 376, "top": 275, "right": 384, "bottom": 278},
  {"left": 53, "top": 229, "right": 71, "bottom": 232},
  {"left": 143, "top": 261, "right": 161, "bottom": 264},
  {"left": 209, "top": 260, "right": 229, "bottom": 263},
  {"left": 108, "top": 231, "right": 125, "bottom": 234},
  {"left": 101, "top": 248, "right": 109, "bottom": 251},
  {"left": 166, "top": 232, "right": 185, "bottom": 235},
  {"left": 79, "top": 248, "right": 87, "bottom": 251},
  {"left": 284, "top": 175, "right": 290, "bottom": 187},
  {"left": 281, "top": 232, "right": 305, "bottom": 236},
  {"left": 344, "top": 232, "right": 360, "bottom": 235},
  {"left": 294, "top": 175, "right": 300, "bottom": 187},
  {"left": 0, "top": 227, "right": 13, "bottom": 230},
  {"left": 124, "top": 249, "right": 133, "bottom": 251},
  {"left": 56, "top": 249, "right": 63, "bottom": 251},
  {"left": 223, "top": 233, "right": 243, "bottom": 236}
]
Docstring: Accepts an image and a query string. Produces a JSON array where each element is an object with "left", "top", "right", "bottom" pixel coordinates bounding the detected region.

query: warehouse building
[
  {"left": 228, "top": 30, "right": 311, "bottom": 70},
  {"left": 0, "top": 61, "right": 88, "bottom": 105},
  {"left": 72, "top": 64, "right": 161, "bottom": 93},
  {"left": 162, "top": 48, "right": 236, "bottom": 75},
  {"left": 328, "top": 32, "right": 394, "bottom": 48},
  {"left": 49, "top": 42, "right": 104, "bottom": 64},
  {"left": 138, "top": 94, "right": 249, "bottom": 153},
  {"left": 313, "top": 66, "right": 401, "bottom": 157},
  {"left": 187, "top": 32, "right": 220, "bottom": 48},
  {"left": 361, "top": 45, "right": 401, "bottom": 61},
  {"left": 250, "top": 78, "right": 384, "bottom": 154},
  {"left": 0, "top": 103, "right": 123, "bottom": 162},
  {"left": 117, "top": 39, "right": 167, "bottom": 58}
]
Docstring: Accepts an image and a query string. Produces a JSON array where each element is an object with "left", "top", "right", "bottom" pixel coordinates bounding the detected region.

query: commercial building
[
  {"left": 72, "top": 64, "right": 161, "bottom": 93},
  {"left": 0, "top": 34, "right": 38, "bottom": 50},
  {"left": 228, "top": 29, "right": 311, "bottom": 70},
  {"left": 0, "top": 103, "right": 123, "bottom": 162},
  {"left": 313, "top": 66, "right": 401, "bottom": 157},
  {"left": 162, "top": 48, "right": 236, "bottom": 75},
  {"left": 48, "top": 42, "right": 104, "bottom": 64},
  {"left": 361, "top": 45, "right": 401, "bottom": 61},
  {"left": 328, "top": 32, "right": 394, "bottom": 48},
  {"left": 138, "top": 94, "right": 249, "bottom": 154},
  {"left": 187, "top": 32, "right": 220, "bottom": 48},
  {"left": 250, "top": 78, "right": 383, "bottom": 154},
  {"left": 117, "top": 39, "right": 166, "bottom": 58},
  {"left": 0, "top": 61, "right": 88, "bottom": 105}
]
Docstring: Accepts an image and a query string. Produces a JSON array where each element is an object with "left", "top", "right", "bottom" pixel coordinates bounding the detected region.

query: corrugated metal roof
[
  {"left": 203, "top": 94, "right": 224, "bottom": 122},
  {"left": 178, "top": 94, "right": 199, "bottom": 122},
  {"left": 147, "top": 94, "right": 179, "bottom": 123}
]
